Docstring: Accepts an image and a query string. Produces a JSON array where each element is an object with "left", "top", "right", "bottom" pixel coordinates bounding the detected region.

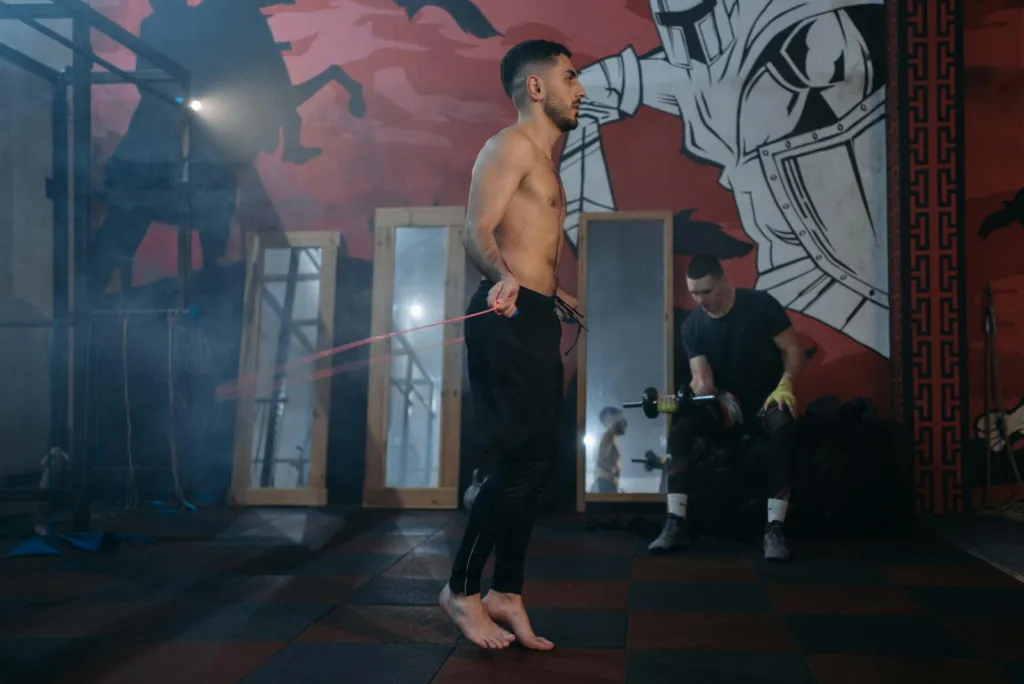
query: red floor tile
[
  {"left": 297, "top": 605, "right": 460, "bottom": 644},
  {"left": 2, "top": 600, "right": 175, "bottom": 639},
  {"left": 806, "top": 654, "right": 1013, "bottom": 684},
  {"left": 767, "top": 584, "right": 923, "bottom": 614},
  {"left": 627, "top": 611, "right": 799, "bottom": 651},
  {"left": 430, "top": 646, "right": 627, "bottom": 683},
  {"left": 62, "top": 641, "right": 285, "bottom": 684},
  {"left": 521, "top": 580, "right": 629, "bottom": 610},
  {"left": 631, "top": 556, "right": 757, "bottom": 582}
]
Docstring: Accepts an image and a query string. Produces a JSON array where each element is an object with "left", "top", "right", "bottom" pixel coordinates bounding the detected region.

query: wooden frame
[
  {"left": 576, "top": 211, "right": 674, "bottom": 512},
  {"left": 363, "top": 206, "right": 467, "bottom": 509},
  {"left": 229, "top": 230, "right": 341, "bottom": 507}
]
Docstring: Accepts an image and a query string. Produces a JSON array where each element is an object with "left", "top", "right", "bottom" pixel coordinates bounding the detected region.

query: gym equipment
[
  {"left": 632, "top": 450, "right": 665, "bottom": 471},
  {"left": 622, "top": 385, "right": 719, "bottom": 419}
]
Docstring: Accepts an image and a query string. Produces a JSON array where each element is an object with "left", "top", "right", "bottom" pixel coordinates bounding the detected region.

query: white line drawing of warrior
[{"left": 558, "top": 0, "right": 889, "bottom": 356}]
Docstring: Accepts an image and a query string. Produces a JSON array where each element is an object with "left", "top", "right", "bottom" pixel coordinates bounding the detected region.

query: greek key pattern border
[{"left": 899, "top": 0, "right": 964, "bottom": 515}]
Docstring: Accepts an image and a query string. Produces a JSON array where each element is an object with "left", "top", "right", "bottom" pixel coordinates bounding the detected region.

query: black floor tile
[
  {"left": 753, "top": 558, "right": 889, "bottom": 585},
  {"left": 634, "top": 537, "right": 758, "bottom": 559},
  {"left": 905, "top": 586, "right": 1024, "bottom": 617},
  {"left": 849, "top": 538, "right": 976, "bottom": 564},
  {"left": 84, "top": 572, "right": 217, "bottom": 601},
  {"left": 414, "top": 535, "right": 461, "bottom": 556},
  {"left": 371, "top": 517, "right": 455, "bottom": 537},
  {"left": 297, "top": 552, "right": 403, "bottom": 576},
  {"left": 0, "top": 600, "right": 57, "bottom": 628},
  {"left": 997, "top": 659, "right": 1024, "bottom": 684},
  {"left": 524, "top": 555, "right": 633, "bottom": 580},
  {"left": 150, "top": 602, "right": 333, "bottom": 641},
  {"left": 456, "top": 608, "right": 627, "bottom": 649},
  {"left": 347, "top": 577, "right": 444, "bottom": 606},
  {"left": 239, "top": 642, "right": 453, "bottom": 684},
  {"left": 626, "top": 650, "right": 817, "bottom": 684},
  {"left": 629, "top": 581, "right": 773, "bottom": 612},
  {"left": 784, "top": 614, "right": 971, "bottom": 656},
  {"left": 0, "top": 637, "right": 104, "bottom": 684}
]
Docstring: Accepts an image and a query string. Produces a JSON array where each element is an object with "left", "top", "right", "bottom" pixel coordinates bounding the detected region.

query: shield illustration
[{"left": 757, "top": 88, "right": 889, "bottom": 310}]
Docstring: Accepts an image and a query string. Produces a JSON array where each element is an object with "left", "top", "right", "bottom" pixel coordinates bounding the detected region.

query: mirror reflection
[
  {"left": 583, "top": 219, "right": 669, "bottom": 494},
  {"left": 250, "top": 246, "right": 322, "bottom": 489},
  {"left": 385, "top": 226, "right": 448, "bottom": 488}
]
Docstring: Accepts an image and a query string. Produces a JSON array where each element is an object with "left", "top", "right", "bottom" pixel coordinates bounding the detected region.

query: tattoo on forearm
[{"left": 464, "top": 228, "right": 510, "bottom": 283}]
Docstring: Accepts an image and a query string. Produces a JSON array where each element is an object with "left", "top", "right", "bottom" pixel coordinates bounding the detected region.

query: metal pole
[
  {"left": 0, "top": 2, "right": 186, "bottom": 110},
  {"left": 178, "top": 103, "right": 192, "bottom": 311},
  {"left": 401, "top": 350, "right": 413, "bottom": 484},
  {"left": 50, "top": 77, "right": 69, "bottom": 464},
  {"left": 46, "top": 0, "right": 188, "bottom": 82},
  {"left": 0, "top": 43, "right": 59, "bottom": 82},
  {"left": 259, "top": 252, "right": 300, "bottom": 488},
  {"left": 0, "top": 309, "right": 188, "bottom": 328},
  {"left": 70, "top": 18, "right": 92, "bottom": 532}
]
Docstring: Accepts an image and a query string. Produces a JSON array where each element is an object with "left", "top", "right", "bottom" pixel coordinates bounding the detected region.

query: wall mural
[
  {"left": 87, "top": 0, "right": 892, "bottom": 496},
  {"left": 965, "top": 0, "right": 1024, "bottom": 509},
  {"left": 560, "top": 0, "right": 889, "bottom": 357}
]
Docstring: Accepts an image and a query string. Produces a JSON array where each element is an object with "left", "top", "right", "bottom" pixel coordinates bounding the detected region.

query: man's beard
[{"left": 543, "top": 96, "right": 579, "bottom": 132}]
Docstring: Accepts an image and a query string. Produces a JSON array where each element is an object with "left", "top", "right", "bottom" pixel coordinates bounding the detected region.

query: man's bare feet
[
  {"left": 439, "top": 583, "right": 515, "bottom": 650},
  {"left": 482, "top": 590, "right": 555, "bottom": 650}
]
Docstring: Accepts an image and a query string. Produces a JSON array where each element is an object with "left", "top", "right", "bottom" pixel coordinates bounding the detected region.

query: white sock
[
  {"left": 667, "top": 493, "right": 688, "bottom": 518},
  {"left": 767, "top": 498, "right": 788, "bottom": 524}
]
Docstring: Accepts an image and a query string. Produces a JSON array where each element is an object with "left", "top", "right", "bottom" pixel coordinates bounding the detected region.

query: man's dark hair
[
  {"left": 500, "top": 39, "right": 572, "bottom": 107},
  {"left": 599, "top": 406, "right": 624, "bottom": 424},
  {"left": 686, "top": 254, "right": 724, "bottom": 280}
]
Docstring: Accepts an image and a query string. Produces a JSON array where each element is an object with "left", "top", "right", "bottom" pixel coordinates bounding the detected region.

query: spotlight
[
  {"left": 583, "top": 433, "right": 597, "bottom": 448},
  {"left": 408, "top": 303, "right": 424, "bottom": 320},
  {"left": 188, "top": 99, "right": 202, "bottom": 112}
]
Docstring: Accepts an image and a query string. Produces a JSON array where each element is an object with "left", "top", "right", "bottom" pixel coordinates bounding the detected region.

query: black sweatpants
[
  {"left": 448, "top": 281, "right": 563, "bottom": 596},
  {"left": 667, "top": 401, "right": 794, "bottom": 500}
]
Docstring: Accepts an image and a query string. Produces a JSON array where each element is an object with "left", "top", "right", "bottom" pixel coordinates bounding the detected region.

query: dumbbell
[
  {"left": 622, "top": 385, "right": 719, "bottom": 419},
  {"left": 632, "top": 450, "right": 666, "bottom": 471}
]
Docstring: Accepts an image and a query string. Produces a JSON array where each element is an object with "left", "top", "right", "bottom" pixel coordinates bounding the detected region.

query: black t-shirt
[{"left": 680, "top": 288, "right": 792, "bottom": 417}]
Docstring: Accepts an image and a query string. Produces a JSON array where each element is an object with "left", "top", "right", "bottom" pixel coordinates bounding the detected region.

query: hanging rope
[{"left": 978, "top": 284, "right": 1024, "bottom": 522}]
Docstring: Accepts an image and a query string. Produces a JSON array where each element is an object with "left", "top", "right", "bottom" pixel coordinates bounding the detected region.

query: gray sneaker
[
  {"left": 764, "top": 521, "right": 791, "bottom": 562},
  {"left": 648, "top": 515, "right": 692, "bottom": 554}
]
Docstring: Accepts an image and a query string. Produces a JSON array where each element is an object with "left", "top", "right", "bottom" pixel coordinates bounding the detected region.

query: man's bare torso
[{"left": 493, "top": 127, "right": 565, "bottom": 296}]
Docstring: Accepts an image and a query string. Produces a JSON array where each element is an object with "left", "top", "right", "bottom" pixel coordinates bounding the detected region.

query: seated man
[
  {"left": 649, "top": 255, "right": 804, "bottom": 562},
  {"left": 592, "top": 406, "right": 627, "bottom": 493}
]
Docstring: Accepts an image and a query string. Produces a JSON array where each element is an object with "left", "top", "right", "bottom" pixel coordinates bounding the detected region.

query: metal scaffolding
[{"left": 0, "top": 0, "right": 194, "bottom": 530}]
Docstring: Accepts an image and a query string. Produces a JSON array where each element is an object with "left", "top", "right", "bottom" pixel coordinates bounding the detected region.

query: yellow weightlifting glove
[{"left": 763, "top": 378, "right": 797, "bottom": 415}]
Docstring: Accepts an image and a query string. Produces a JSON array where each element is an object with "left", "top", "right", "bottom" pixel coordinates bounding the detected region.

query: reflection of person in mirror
[
  {"left": 593, "top": 406, "right": 627, "bottom": 493},
  {"left": 649, "top": 255, "right": 803, "bottom": 562},
  {"left": 439, "top": 39, "right": 587, "bottom": 654}
]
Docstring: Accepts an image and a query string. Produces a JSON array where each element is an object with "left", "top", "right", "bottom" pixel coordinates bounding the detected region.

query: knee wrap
[
  {"left": 761, "top": 406, "right": 794, "bottom": 434},
  {"left": 717, "top": 392, "right": 744, "bottom": 429}
]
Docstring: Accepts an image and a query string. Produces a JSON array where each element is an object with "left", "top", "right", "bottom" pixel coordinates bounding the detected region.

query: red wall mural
[
  {"left": 88, "top": 0, "right": 892, "bottom": 419},
  {"left": 964, "top": 0, "right": 1024, "bottom": 509}
]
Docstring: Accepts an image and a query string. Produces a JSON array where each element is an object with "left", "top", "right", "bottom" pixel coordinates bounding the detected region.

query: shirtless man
[{"left": 439, "top": 39, "right": 586, "bottom": 651}]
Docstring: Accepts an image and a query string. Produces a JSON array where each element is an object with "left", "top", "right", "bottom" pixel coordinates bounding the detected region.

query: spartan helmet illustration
[{"left": 649, "top": 0, "right": 737, "bottom": 68}]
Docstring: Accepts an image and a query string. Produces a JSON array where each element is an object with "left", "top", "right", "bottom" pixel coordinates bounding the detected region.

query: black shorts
[{"left": 465, "top": 280, "right": 564, "bottom": 460}]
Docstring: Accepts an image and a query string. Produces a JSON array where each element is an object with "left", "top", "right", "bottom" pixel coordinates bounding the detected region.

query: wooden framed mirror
[
  {"left": 363, "top": 207, "right": 467, "bottom": 509},
  {"left": 576, "top": 211, "right": 674, "bottom": 511},
  {"left": 229, "top": 231, "right": 340, "bottom": 506}
]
